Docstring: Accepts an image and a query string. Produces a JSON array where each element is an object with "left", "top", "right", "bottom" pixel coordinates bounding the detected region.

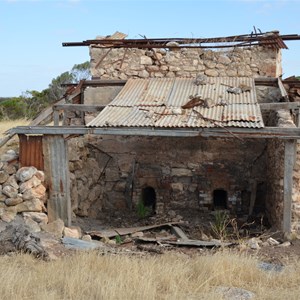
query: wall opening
[
  {"left": 142, "top": 186, "right": 156, "bottom": 212},
  {"left": 213, "top": 189, "right": 227, "bottom": 210}
]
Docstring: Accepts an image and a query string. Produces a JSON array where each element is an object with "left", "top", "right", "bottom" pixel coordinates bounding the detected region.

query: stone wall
[
  {"left": 90, "top": 46, "right": 282, "bottom": 80},
  {"left": 69, "top": 135, "right": 267, "bottom": 219}
]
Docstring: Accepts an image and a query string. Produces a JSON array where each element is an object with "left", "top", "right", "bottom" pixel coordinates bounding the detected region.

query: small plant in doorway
[
  {"left": 137, "top": 199, "right": 151, "bottom": 219},
  {"left": 210, "top": 210, "right": 230, "bottom": 241}
]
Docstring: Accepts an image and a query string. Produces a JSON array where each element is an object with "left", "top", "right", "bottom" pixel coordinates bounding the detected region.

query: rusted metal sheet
[
  {"left": 88, "top": 77, "right": 264, "bottom": 129},
  {"left": 19, "top": 135, "right": 44, "bottom": 170},
  {"left": 43, "top": 135, "right": 71, "bottom": 226}
]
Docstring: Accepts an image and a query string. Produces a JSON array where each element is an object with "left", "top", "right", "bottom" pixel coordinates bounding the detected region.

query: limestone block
[
  {"left": 217, "top": 55, "right": 231, "bottom": 65},
  {"left": 22, "top": 212, "right": 48, "bottom": 225},
  {"left": 146, "top": 65, "right": 160, "bottom": 72},
  {"left": 35, "top": 170, "right": 45, "bottom": 182},
  {"left": 19, "top": 176, "right": 41, "bottom": 193},
  {"left": 5, "top": 195, "right": 23, "bottom": 206},
  {"left": 114, "top": 181, "right": 126, "bottom": 192},
  {"left": 16, "top": 167, "right": 37, "bottom": 182},
  {"left": 15, "top": 198, "right": 43, "bottom": 213},
  {"left": 41, "top": 219, "right": 65, "bottom": 239},
  {"left": 138, "top": 70, "right": 150, "bottom": 78},
  {"left": 3, "top": 175, "right": 19, "bottom": 189},
  {"left": 0, "top": 193, "right": 6, "bottom": 202},
  {"left": 171, "top": 182, "right": 184, "bottom": 192},
  {"left": 0, "top": 171, "right": 9, "bottom": 184},
  {"left": 2, "top": 185, "right": 18, "bottom": 198},
  {"left": 22, "top": 185, "right": 46, "bottom": 200},
  {"left": 63, "top": 226, "right": 82, "bottom": 239},
  {"left": 0, "top": 208, "right": 16, "bottom": 223},
  {"left": 140, "top": 56, "right": 153, "bottom": 65},
  {"left": 24, "top": 218, "right": 41, "bottom": 233},
  {"left": 171, "top": 168, "right": 192, "bottom": 177},
  {"left": 204, "top": 69, "right": 219, "bottom": 77},
  {"left": 3, "top": 164, "right": 16, "bottom": 175}
]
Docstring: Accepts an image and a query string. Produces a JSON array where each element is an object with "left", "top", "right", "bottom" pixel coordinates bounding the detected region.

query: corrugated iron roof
[{"left": 87, "top": 77, "right": 264, "bottom": 129}]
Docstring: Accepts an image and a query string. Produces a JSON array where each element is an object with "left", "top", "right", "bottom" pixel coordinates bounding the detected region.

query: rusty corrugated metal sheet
[
  {"left": 19, "top": 135, "right": 44, "bottom": 170},
  {"left": 88, "top": 77, "right": 264, "bottom": 129}
]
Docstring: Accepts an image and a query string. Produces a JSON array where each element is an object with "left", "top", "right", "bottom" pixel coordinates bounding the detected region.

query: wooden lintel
[
  {"left": 9, "top": 126, "right": 300, "bottom": 139},
  {"left": 53, "top": 104, "right": 105, "bottom": 112},
  {"left": 260, "top": 102, "right": 300, "bottom": 110},
  {"left": 283, "top": 140, "right": 296, "bottom": 233}
]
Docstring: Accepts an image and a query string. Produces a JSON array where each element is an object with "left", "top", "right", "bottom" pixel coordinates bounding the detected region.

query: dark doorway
[
  {"left": 213, "top": 189, "right": 227, "bottom": 210},
  {"left": 142, "top": 186, "right": 156, "bottom": 211}
]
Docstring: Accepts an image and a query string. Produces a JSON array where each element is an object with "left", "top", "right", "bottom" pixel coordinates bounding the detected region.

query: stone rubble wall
[
  {"left": 0, "top": 159, "right": 48, "bottom": 230},
  {"left": 90, "top": 46, "right": 282, "bottom": 80},
  {"left": 266, "top": 110, "right": 300, "bottom": 231},
  {"left": 68, "top": 135, "right": 267, "bottom": 219}
]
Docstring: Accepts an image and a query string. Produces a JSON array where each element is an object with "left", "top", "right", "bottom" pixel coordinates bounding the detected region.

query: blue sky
[{"left": 1, "top": 0, "right": 300, "bottom": 97}]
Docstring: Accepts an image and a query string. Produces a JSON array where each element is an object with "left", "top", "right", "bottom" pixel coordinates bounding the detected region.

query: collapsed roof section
[
  {"left": 87, "top": 77, "right": 264, "bottom": 129},
  {"left": 63, "top": 31, "right": 300, "bottom": 50}
]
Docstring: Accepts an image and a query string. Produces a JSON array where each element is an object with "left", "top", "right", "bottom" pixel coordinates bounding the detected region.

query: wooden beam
[
  {"left": 260, "top": 102, "right": 300, "bottom": 110},
  {"left": 9, "top": 126, "right": 300, "bottom": 139},
  {"left": 53, "top": 104, "right": 105, "bottom": 112},
  {"left": 43, "top": 135, "right": 71, "bottom": 226},
  {"left": 283, "top": 140, "right": 295, "bottom": 233},
  {"left": 53, "top": 110, "right": 60, "bottom": 126},
  {"left": 278, "top": 78, "right": 289, "bottom": 101}
]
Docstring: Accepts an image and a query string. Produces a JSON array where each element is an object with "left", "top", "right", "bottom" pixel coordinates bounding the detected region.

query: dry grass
[
  {"left": 0, "top": 118, "right": 30, "bottom": 137},
  {"left": 0, "top": 251, "right": 299, "bottom": 300},
  {"left": 0, "top": 119, "right": 30, "bottom": 156}
]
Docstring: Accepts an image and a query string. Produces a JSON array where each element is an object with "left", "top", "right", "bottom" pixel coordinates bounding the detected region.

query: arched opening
[
  {"left": 213, "top": 189, "right": 227, "bottom": 210},
  {"left": 141, "top": 186, "right": 156, "bottom": 212}
]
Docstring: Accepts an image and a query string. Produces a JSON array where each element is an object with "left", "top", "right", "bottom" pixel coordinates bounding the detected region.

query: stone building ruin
[{"left": 9, "top": 30, "right": 300, "bottom": 233}]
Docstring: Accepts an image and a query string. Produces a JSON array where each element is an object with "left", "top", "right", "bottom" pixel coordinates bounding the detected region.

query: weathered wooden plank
[
  {"left": 278, "top": 78, "right": 289, "bottom": 101},
  {"left": 283, "top": 140, "right": 296, "bottom": 233},
  {"left": 53, "top": 104, "right": 105, "bottom": 112},
  {"left": 260, "top": 102, "right": 300, "bottom": 110},
  {"left": 43, "top": 135, "right": 71, "bottom": 226},
  {"left": 9, "top": 126, "right": 300, "bottom": 139},
  {"left": 53, "top": 110, "right": 60, "bottom": 126},
  {"left": 170, "top": 226, "right": 189, "bottom": 241}
]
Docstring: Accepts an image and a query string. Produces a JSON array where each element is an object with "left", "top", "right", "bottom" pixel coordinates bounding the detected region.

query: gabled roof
[{"left": 87, "top": 77, "right": 264, "bottom": 129}]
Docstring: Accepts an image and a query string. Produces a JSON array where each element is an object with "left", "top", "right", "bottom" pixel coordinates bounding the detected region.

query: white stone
[
  {"left": 22, "top": 212, "right": 48, "bottom": 225},
  {"left": 41, "top": 219, "right": 65, "bottom": 238},
  {"left": 2, "top": 185, "right": 18, "bottom": 198},
  {"left": 16, "top": 167, "right": 37, "bottom": 182},
  {"left": 63, "top": 226, "right": 82, "bottom": 239},
  {"left": 15, "top": 198, "right": 43, "bottom": 213},
  {"left": 204, "top": 69, "right": 219, "bottom": 77},
  {"left": 140, "top": 56, "right": 152, "bottom": 65},
  {"left": 3, "top": 175, "right": 19, "bottom": 189},
  {"left": 5, "top": 196, "right": 23, "bottom": 206},
  {"left": 19, "top": 176, "right": 41, "bottom": 193},
  {"left": 138, "top": 70, "right": 150, "bottom": 78}
]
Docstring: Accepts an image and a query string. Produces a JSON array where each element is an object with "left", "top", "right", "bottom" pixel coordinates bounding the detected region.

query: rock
[
  {"left": 279, "top": 241, "right": 291, "bottom": 247},
  {"left": 15, "top": 198, "right": 43, "bottom": 213},
  {"left": 0, "top": 208, "right": 17, "bottom": 223},
  {"left": 19, "top": 176, "right": 41, "bottom": 193},
  {"left": 0, "top": 171, "right": 9, "bottom": 184},
  {"left": 22, "top": 184, "right": 46, "bottom": 200},
  {"left": 34, "top": 170, "right": 45, "bottom": 182},
  {"left": 140, "top": 56, "right": 153, "bottom": 65},
  {"left": 16, "top": 166, "right": 37, "bottom": 182},
  {"left": 247, "top": 238, "right": 260, "bottom": 250},
  {"left": 63, "top": 226, "right": 82, "bottom": 239},
  {"left": 131, "top": 231, "right": 144, "bottom": 238},
  {"left": 3, "top": 175, "right": 19, "bottom": 189},
  {"left": 138, "top": 70, "right": 150, "bottom": 78},
  {"left": 0, "top": 193, "right": 6, "bottom": 202},
  {"left": 24, "top": 218, "right": 41, "bottom": 233},
  {"left": 171, "top": 182, "right": 184, "bottom": 192},
  {"left": 22, "top": 212, "right": 48, "bottom": 225},
  {"left": 171, "top": 168, "right": 192, "bottom": 177},
  {"left": 3, "top": 164, "right": 16, "bottom": 175},
  {"left": 82, "top": 234, "right": 92, "bottom": 242},
  {"left": 204, "top": 69, "right": 219, "bottom": 77},
  {"left": 168, "top": 210, "right": 177, "bottom": 218},
  {"left": 41, "top": 219, "right": 65, "bottom": 239},
  {"left": 2, "top": 185, "right": 18, "bottom": 198},
  {"left": 267, "top": 237, "right": 280, "bottom": 246},
  {"left": 258, "top": 262, "right": 284, "bottom": 272},
  {"left": 1, "top": 150, "right": 17, "bottom": 162},
  {"left": 5, "top": 195, "right": 23, "bottom": 206},
  {"left": 218, "top": 55, "right": 231, "bottom": 65},
  {"left": 216, "top": 286, "right": 255, "bottom": 300}
]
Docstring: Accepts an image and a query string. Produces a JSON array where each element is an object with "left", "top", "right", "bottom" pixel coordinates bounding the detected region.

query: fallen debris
[{"left": 62, "top": 237, "right": 106, "bottom": 250}]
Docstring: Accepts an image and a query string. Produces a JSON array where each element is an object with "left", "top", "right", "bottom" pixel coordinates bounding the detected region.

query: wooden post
[
  {"left": 53, "top": 110, "right": 60, "bottom": 126},
  {"left": 43, "top": 135, "right": 71, "bottom": 226},
  {"left": 283, "top": 140, "right": 295, "bottom": 233}
]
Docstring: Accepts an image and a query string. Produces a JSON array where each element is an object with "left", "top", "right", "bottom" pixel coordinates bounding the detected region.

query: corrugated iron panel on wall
[{"left": 19, "top": 135, "right": 44, "bottom": 170}]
